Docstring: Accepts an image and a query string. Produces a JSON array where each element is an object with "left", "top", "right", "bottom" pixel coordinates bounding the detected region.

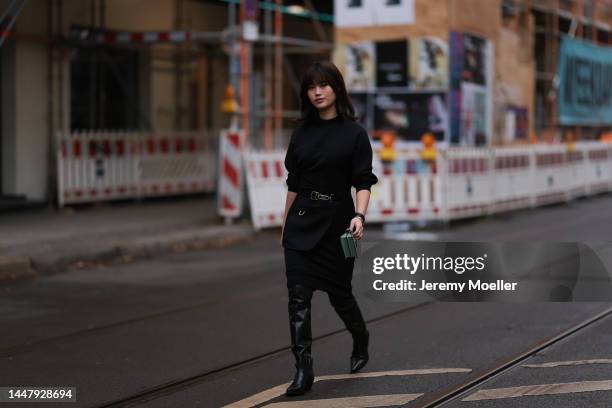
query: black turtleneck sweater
[{"left": 284, "top": 116, "right": 378, "bottom": 197}]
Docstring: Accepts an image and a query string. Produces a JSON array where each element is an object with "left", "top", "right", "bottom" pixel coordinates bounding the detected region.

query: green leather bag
[{"left": 340, "top": 229, "right": 358, "bottom": 258}]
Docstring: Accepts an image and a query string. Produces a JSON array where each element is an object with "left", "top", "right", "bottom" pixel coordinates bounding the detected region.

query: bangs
[{"left": 303, "top": 67, "right": 334, "bottom": 87}]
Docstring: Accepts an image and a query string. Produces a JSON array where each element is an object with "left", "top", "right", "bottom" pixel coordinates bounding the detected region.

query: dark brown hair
[{"left": 296, "top": 61, "right": 357, "bottom": 127}]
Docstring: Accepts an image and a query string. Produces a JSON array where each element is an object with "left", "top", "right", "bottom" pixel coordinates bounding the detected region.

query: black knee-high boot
[
  {"left": 286, "top": 284, "right": 315, "bottom": 396},
  {"left": 328, "top": 291, "right": 369, "bottom": 373}
]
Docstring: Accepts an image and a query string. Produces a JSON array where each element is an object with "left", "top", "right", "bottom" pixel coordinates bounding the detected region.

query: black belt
[{"left": 298, "top": 189, "right": 349, "bottom": 202}]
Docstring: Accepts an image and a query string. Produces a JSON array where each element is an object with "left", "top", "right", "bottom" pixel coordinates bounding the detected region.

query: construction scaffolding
[
  {"left": 528, "top": 0, "right": 612, "bottom": 138},
  {"left": 0, "top": 0, "right": 338, "bottom": 208},
  {"left": 8, "top": 0, "right": 609, "bottom": 147},
  {"left": 0, "top": 0, "right": 333, "bottom": 145}
]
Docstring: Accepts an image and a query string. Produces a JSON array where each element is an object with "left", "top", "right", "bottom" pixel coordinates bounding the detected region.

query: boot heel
[{"left": 350, "top": 329, "right": 369, "bottom": 373}]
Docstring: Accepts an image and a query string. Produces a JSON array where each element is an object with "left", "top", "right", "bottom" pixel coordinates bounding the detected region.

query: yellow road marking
[
  {"left": 463, "top": 379, "right": 612, "bottom": 401},
  {"left": 263, "top": 393, "right": 422, "bottom": 408},
  {"left": 222, "top": 368, "right": 471, "bottom": 408},
  {"left": 522, "top": 359, "right": 612, "bottom": 368}
]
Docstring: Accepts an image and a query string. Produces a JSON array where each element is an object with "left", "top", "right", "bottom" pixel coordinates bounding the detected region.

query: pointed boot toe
[
  {"left": 350, "top": 355, "right": 369, "bottom": 373},
  {"left": 349, "top": 329, "right": 369, "bottom": 374},
  {"left": 285, "top": 378, "right": 314, "bottom": 396},
  {"left": 285, "top": 355, "right": 314, "bottom": 396}
]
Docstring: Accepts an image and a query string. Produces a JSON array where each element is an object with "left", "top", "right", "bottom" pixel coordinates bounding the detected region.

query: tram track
[
  {"left": 95, "top": 303, "right": 612, "bottom": 408},
  {"left": 96, "top": 299, "right": 438, "bottom": 407},
  {"left": 2, "top": 292, "right": 609, "bottom": 407},
  {"left": 416, "top": 305, "right": 612, "bottom": 407},
  {"left": 0, "top": 299, "right": 223, "bottom": 359},
  {"left": 3, "top": 231, "right": 611, "bottom": 406}
]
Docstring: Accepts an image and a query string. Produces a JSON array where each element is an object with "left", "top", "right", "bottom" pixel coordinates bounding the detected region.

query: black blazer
[{"left": 280, "top": 116, "right": 378, "bottom": 251}]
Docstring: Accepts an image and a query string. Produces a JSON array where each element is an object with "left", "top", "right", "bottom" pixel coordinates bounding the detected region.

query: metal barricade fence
[
  {"left": 244, "top": 143, "right": 612, "bottom": 230},
  {"left": 57, "top": 130, "right": 216, "bottom": 207},
  {"left": 531, "top": 144, "right": 573, "bottom": 206},
  {"left": 243, "top": 149, "right": 288, "bottom": 230},
  {"left": 138, "top": 132, "right": 215, "bottom": 196},
  {"left": 57, "top": 132, "right": 612, "bottom": 221},
  {"left": 578, "top": 142, "right": 612, "bottom": 195},
  {"left": 367, "top": 151, "right": 444, "bottom": 223},
  {"left": 490, "top": 147, "right": 534, "bottom": 212},
  {"left": 443, "top": 147, "right": 494, "bottom": 219}
]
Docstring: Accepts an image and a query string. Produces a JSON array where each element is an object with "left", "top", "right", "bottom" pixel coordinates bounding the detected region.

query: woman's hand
[{"left": 349, "top": 217, "right": 364, "bottom": 240}]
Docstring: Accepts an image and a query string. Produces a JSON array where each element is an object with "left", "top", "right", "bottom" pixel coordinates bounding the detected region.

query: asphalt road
[{"left": 1, "top": 194, "right": 612, "bottom": 408}]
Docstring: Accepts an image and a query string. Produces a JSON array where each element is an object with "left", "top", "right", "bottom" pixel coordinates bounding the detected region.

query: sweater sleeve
[
  {"left": 351, "top": 129, "right": 378, "bottom": 192},
  {"left": 284, "top": 133, "right": 300, "bottom": 193}
]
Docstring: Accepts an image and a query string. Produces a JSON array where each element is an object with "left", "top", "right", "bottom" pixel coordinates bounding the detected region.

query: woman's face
[{"left": 307, "top": 81, "right": 336, "bottom": 111}]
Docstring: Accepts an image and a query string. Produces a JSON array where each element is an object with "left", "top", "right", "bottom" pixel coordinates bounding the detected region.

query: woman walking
[{"left": 280, "top": 61, "right": 378, "bottom": 396}]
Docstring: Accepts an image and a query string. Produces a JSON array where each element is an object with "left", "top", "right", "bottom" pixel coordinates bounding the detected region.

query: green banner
[{"left": 558, "top": 36, "right": 612, "bottom": 126}]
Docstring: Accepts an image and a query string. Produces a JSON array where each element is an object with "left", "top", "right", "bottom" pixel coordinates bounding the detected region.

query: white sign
[
  {"left": 334, "top": 0, "right": 415, "bottom": 27},
  {"left": 242, "top": 21, "right": 259, "bottom": 41}
]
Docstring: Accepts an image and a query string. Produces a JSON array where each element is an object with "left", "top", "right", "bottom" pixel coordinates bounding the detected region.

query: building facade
[
  {"left": 0, "top": 0, "right": 610, "bottom": 206},
  {"left": 0, "top": 0, "right": 333, "bottom": 206}
]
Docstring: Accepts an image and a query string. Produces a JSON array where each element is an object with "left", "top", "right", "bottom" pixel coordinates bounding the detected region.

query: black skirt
[{"left": 284, "top": 224, "right": 355, "bottom": 296}]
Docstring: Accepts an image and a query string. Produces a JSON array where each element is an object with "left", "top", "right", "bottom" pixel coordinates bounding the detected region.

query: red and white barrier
[
  {"left": 71, "top": 26, "right": 200, "bottom": 44},
  {"left": 57, "top": 131, "right": 215, "bottom": 207},
  {"left": 244, "top": 150, "right": 287, "bottom": 230},
  {"left": 58, "top": 131, "right": 140, "bottom": 205},
  {"left": 491, "top": 147, "right": 534, "bottom": 212},
  {"left": 531, "top": 145, "right": 573, "bottom": 206},
  {"left": 580, "top": 143, "right": 612, "bottom": 194},
  {"left": 140, "top": 133, "right": 215, "bottom": 197},
  {"left": 367, "top": 152, "right": 444, "bottom": 222},
  {"left": 444, "top": 148, "right": 494, "bottom": 219},
  {"left": 244, "top": 142, "right": 612, "bottom": 230},
  {"left": 565, "top": 147, "right": 588, "bottom": 199},
  {"left": 244, "top": 148, "right": 446, "bottom": 230},
  {"left": 218, "top": 130, "right": 244, "bottom": 218}
]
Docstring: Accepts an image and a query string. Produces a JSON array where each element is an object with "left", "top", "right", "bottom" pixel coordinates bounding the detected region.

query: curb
[
  {"left": 1, "top": 225, "right": 256, "bottom": 285},
  {"left": 114, "top": 225, "right": 256, "bottom": 259},
  {"left": 0, "top": 256, "right": 36, "bottom": 282}
]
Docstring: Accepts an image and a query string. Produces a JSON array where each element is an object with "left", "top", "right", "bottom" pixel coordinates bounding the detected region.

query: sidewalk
[{"left": 0, "top": 196, "right": 256, "bottom": 283}]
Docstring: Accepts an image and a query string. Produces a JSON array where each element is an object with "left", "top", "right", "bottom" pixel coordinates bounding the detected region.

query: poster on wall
[
  {"left": 409, "top": 37, "right": 449, "bottom": 90},
  {"left": 504, "top": 106, "right": 529, "bottom": 143},
  {"left": 335, "top": 35, "right": 451, "bottom": 144},
  {"left": 514, "top": 107, "right": 528, "bottom": 140},
  {"left": 334, "top": 0, "right": 415, "bottom": 27},
  {"left": 374, "top": 93, "right": 447, "bottom": 143},
  {"left": 449, "top": 31, "right": 464, "bottom": 144},
  {"left": 344, "top": 42, "right": 376, "bottom": 91},
  {"left": 449, "top": 31, "right": 464, "bottom": 90},
  {"left": 449, "top": 90, "right": 462, "bottom": 145},
  {"left": 449, "top": 31, "right": 493, "bottom": 145},
  {"left": 376, "top": 40, "right": 408, "bottom": 88},
  {"left": 349, "top": 93, "right": 373, "bottom": 131},
  {"left": 462, "top": 33, "right": 487, "bottom": 85},
  {"left": 460, "top": 83, "right": 487, "bottom": 146},
  {"left": 338, "top": 37, "right": 448, "bottom": 91}
]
